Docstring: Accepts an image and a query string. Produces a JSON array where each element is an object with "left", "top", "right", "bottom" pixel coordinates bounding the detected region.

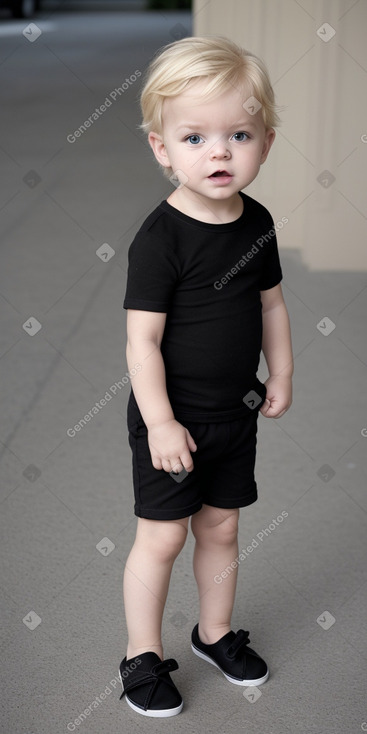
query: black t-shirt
[{"left": 123, "top": 191, "right": 282, "bottom": 423}]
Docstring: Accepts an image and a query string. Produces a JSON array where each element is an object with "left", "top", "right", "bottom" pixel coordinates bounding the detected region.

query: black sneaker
[
  {"left": 191, "top": 624, "right": 269, "bottom": 686},
  {"left": 119, "top": 652, "right": 183, "bottom": 717}
]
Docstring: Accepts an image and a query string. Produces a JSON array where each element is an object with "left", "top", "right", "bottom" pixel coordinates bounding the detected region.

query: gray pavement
[{"left": 1, "top": 9, "right": 367, "bottom": 734}]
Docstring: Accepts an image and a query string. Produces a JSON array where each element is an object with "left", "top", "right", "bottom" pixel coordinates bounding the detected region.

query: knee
[
  {"left": 154, "top": 522, "right": 188, "bottom": 562},
  {"left": 192, "top": 507, "right": 239, "bottom": 546},
  {"left": 137, "top": 518, "right": 188, "bottom": 562}
]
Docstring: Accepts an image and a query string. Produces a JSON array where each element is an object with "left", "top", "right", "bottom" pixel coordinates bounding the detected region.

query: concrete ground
[{"left": 0, "top": 8, "right": 366, "bottom": 734}]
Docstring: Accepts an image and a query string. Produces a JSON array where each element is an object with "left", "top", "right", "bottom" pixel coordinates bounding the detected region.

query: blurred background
[
  {"left": 2, "top": 0, "right": 365, "bottom": 270},
  {"left": 1, "top": 2, "right": 366, "bottom": 733},
  {"left": 0, "top": 0, "right": 190, "bottom": 21}
]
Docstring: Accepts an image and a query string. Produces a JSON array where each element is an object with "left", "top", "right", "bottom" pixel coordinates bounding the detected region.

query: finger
[
  {"left": 187, "top": 432, "right": 197, "bottom": 451},
  {"left": 267, "top": 405, "right": 287, "bottom": 418},
  {"left": 180, "top": 448, "right": 195, "bottom": 472},
  {"left": 261, "top": 403, "right": 280, "bottom": 418},
  {"left": 151, "top": 457, "right": 162, "bottom": 470},
  {"left": 171, "top": 461, "right": 183, "bottom": 474},
  {"left": 161, "top": 458, "right": 173, "bottom": 473},
  {"left": 260, "top": 398, "right": 271, "bottom": 416},
  {"left": 266, "top": 407, "right": 280, "bottom": 417}
]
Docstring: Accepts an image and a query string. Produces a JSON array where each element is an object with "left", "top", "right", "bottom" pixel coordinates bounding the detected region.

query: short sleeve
[
  {"left": 123, "top": 230, "right": 180, "bottom": 313},
  {"left": 258, "top": 226, "right": 283, "bottom": 290}
]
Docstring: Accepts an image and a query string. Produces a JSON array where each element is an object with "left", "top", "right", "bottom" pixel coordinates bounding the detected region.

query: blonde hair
[{"left": 140, "top": 35, "right": 280, "bottom": 144}]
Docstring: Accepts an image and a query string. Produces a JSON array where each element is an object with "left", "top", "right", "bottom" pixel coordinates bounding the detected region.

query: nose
[{"left": 209, "top": 137, "right": 231, "bottom": 159}]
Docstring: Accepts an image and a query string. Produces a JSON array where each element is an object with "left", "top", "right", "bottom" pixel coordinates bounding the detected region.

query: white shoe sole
[
  {"left": 191, "top": 643, "right": 269, "bottom": 686},
  {"left": 118, "top": 670, "right": 183, "bottom": 717}
]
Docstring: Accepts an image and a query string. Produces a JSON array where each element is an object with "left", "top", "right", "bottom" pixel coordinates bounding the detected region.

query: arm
[
  {"left": 126, "top": 309, "right": 197, "bottom": 472},
  {"left": 260, "top": 284, "right": 293, "bottom": 418},
  {"left": 126, "top": 308, "right": 174, "bottom": 428}
]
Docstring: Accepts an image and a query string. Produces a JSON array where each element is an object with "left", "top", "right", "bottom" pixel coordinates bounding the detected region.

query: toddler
[{"left": 119, "top": 35, "right": 293, "bottom": 717}]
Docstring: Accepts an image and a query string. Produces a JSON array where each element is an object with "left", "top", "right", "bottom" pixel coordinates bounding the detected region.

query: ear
[
  {"left": 260, "top": 128, "right": 276, "bottom": 164},
  {"left": 148, "top": 131, "right": 172, "bottom": 169}
]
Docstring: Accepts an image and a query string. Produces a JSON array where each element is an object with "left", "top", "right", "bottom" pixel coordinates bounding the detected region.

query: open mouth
[{"left": 209, "top": 170, "right": 231, "bottom": 178}]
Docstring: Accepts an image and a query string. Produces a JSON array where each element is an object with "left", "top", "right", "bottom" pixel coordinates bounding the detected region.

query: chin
[{"left": 207, "top": 189, "right": 236, "bottom": 198}]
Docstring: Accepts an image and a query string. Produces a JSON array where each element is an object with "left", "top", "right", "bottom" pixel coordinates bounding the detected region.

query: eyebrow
[{"left": 175, "top": 121, "right": 258, "bottom": 131}]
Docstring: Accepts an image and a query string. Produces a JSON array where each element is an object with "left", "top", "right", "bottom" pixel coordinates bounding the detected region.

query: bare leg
[
  {"left": 191, "top": 505, "right": 239, "bottom": 644},
  {"left": 123, "top": 516, "right": 189, "bottom": 661}
]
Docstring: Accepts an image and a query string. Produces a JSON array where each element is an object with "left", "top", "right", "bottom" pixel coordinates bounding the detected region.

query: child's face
[{"left": 148, "top": 79, "right": 275, "bottom": 204}]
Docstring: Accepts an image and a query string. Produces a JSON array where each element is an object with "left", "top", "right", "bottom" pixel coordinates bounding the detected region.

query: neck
[{"left": 167, "top": 189, "right": 243, "bottom": 224}]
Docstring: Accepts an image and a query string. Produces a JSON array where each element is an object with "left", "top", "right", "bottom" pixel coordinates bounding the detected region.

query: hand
[
  {"left": 147, "top": 419, "right": 197, "bottom": 474},
  {"left": 260, "top": 376, "right": 292, "bottom": 419}
]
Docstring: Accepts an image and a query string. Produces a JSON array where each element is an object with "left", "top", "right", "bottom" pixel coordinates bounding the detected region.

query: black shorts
[{"left": 127, "top": 399, "right": 261, "bottom": 521}]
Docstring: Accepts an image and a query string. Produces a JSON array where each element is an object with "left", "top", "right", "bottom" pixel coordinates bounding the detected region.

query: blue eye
[
  {"left": 186, "top": 134, "right": 203, "bottom": 145},
  {"left": 232, "top": 132, "right": 249, "bottom": 142}
]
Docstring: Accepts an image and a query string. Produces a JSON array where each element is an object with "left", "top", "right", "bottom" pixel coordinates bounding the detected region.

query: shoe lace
[
  {"left": 226, "top": 630, "right": 251, "bottom": 659},
  {"left": 119, "top": 658, "right": 179, "bottom": 708}
]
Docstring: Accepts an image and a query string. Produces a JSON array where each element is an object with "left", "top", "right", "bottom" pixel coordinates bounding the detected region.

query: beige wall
[{"left": 193, "top": 0, "right": 367, "bottom": 271}]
